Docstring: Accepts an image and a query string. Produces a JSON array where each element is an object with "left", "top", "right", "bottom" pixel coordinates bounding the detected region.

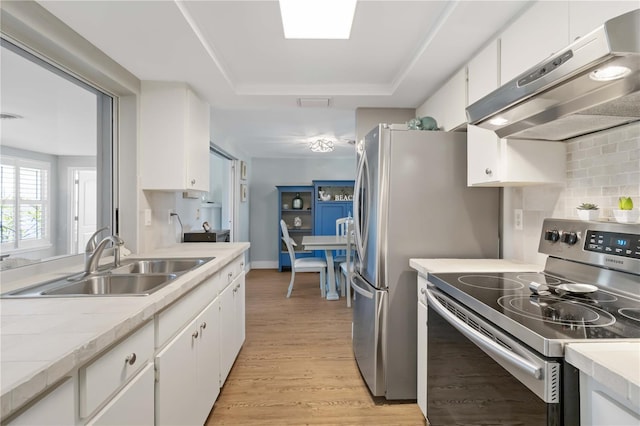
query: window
[
  {"left": 1, "top": 37, "right": 113, "bottom": 267},
  {"left": 1, "top": 157, "right": 51, "bottom": 251}
]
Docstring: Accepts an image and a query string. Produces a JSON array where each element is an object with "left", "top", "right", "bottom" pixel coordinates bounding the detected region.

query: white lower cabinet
[
  {"left": 580, "top": 372, "right": 640, "bottom": 426},
  {"left": 80, "top": 321, "right": 154, "bottom": 418},
  {"left": 219, "top": 272, "right": 245, "bottom": 385},
  {"left": 87, "top": 363, "right": 154, "bottom": 426},
  {"left": 7, "top": 378, "right": 74, "bottom": 425},
  {"left": 155, "top": 298, "right": 220, "bottom": 426},
  {"left": 417, "top": 298, "right": 428, "bottom": 419}
]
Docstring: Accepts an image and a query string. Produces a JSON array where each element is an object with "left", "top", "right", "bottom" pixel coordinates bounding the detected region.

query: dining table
[{"left": 301, "top": 235, "right": 348, "bottom": 301}]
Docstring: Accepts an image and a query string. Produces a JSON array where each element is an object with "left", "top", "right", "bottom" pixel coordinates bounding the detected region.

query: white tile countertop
[
  {"left": 0, "top": 242, "right": 249, "bottom": 419},
  {"left": 565, "top": 342, "right": 640, "bottom": 409},
  {"left": 409, "top": 258, "right": 544, "bottom": 275}
]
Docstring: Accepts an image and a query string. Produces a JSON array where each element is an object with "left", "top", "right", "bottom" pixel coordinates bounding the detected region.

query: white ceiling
[{"left": 27, "top": 1, "right": 533, "bottom": 159}]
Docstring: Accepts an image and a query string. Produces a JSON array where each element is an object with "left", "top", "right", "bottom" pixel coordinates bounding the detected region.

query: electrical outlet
[
  {"left": 196, "top": 208, "right": 200, "bottom": 220},
  {"left": 144, "top": 209, "right": 152, "bottom": 226},
  {"left": 514, "top": 209, "right": 523, "bottom": 231}
]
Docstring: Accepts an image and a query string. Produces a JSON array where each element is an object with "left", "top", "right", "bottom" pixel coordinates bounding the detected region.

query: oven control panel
[
  {"left": 584, "top": 230, "right": 640, "bottom": 259},
  {"left": 539, "top": 219, "right": 640, "bottom": 274}
]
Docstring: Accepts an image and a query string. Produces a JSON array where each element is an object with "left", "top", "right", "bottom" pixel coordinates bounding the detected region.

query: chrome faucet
[
  {"left": 84, "top": 234, "right": 124, "bottom": 275},
  {"left": 84, "top": 226, "right": 109, "bottom": 265}
]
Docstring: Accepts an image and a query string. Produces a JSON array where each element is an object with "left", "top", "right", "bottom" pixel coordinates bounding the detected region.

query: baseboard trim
[{"left": 251, "top": 261, "right": 279, "bottom": 269}]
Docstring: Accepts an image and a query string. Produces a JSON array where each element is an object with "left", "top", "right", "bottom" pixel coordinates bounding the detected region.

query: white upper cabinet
[
  {"left": 569, "top": 1, "right": 638, "bottom": 41},
  {"left": 467, "top": 39, "right": 566, "bottom": 186},
  {"left": 467, "top": 125, "right": 567, "bottom": 187},
  {"left": 500, "top": 1, "right": 569, "bottom": 84},
  {"left": 467, "top": 40, "right": 499, "bottom": 106},
  {"left": 140, "top": 81, "right": 210, "bottom": 192},
  {"left": 416, "top": 67, "right": 467, "bottom": 131}
]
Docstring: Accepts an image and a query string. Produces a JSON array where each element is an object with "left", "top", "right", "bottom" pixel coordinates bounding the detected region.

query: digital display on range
[
  {"left": 612, "top": 238, "right": 629, "bottom": 248},
  {"left": 585, "top": 230, "right": 640, "bottom": 259}
]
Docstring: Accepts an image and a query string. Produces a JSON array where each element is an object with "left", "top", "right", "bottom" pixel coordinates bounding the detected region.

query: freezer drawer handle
[
  {"left": 350, "top": 276, "right": 374, "bottom": 299},
  {"left": 426, "top": 288, "right": 543, "bottom": 380}
]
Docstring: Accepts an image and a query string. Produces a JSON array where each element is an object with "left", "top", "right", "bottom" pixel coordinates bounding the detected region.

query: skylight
[{"left": 279, "top": 0, "right": 357, "bottom": 39}]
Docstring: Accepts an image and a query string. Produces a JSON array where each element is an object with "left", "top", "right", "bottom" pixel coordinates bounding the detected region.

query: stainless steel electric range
[{"left": 425, "top": 218, "right": 640, "bottom": 426}]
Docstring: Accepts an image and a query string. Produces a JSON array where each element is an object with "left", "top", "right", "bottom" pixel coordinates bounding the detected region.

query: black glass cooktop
[{"left": 428, "top": 271, "right": 640, "bottom": 355}]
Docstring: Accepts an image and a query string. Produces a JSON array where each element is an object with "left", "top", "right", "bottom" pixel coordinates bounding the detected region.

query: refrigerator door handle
[
  {"left": 351, "top": 274, "right": 374, "bottom": 299},
  {"left": 353, "top": 150, "right": 366, "bottom": 261}
]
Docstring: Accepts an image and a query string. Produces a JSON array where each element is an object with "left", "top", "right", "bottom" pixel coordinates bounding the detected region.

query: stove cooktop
[{"left": 428, "top": 271, "right": 640, "bottom": 357}]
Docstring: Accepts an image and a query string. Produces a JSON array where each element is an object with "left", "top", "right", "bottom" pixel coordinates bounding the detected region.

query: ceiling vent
[
  {"left": 0, "top": 113, "right": 23, "bottom": 120},
  {"left": 297, "top": 98, "right": 331, "bottom": 108}
]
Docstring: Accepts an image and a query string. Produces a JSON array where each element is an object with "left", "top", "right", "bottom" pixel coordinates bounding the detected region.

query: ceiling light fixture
[
  {"left": 279, "top": 0, "right": 357, "bottom": 39},
  {"left": 309, "top": 139, "right": 335, "bottom": 153}
]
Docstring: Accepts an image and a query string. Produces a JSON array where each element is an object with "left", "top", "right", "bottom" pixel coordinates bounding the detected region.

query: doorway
[
  {"left": 70, "top": 167, "right": 97, "bottom": 253},
  {"left": 208, "top": 145, "right": 237, "bottom": 241}
]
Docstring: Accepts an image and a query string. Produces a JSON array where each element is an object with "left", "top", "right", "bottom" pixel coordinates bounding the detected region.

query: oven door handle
[{"left": 426, "top": 288, "right": 543, "bottom": 380}]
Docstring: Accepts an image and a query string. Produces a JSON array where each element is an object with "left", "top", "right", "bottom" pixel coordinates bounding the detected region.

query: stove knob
[
  {"left": 544, "top": 230, "right": 560, "bottom": 242},
  {"left": 561, "top": 231, "right": 578, "bottom": 245}
]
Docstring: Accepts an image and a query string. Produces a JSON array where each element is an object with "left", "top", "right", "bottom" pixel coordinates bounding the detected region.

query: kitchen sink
[
  {"left": 3, "top": 273, "right": 177, "bottom": 297},
  {"left": 1, "top": 257, "right": 214, "bottom": 298},
  {"left": 44, "top": 274, "right": 176, "bottom": 296},
  {"left": 112, "top": 257, "right": 211, "bottom": 274}
]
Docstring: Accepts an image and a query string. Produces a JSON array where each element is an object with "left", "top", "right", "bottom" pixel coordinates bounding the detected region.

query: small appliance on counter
[{"left": 183, "top": 229, "right": 230, "bottom": 242}]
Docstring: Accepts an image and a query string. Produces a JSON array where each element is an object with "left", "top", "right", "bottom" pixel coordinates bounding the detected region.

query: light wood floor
[{"left": 206, "top": 269, "right": 424, "bottom": 425}]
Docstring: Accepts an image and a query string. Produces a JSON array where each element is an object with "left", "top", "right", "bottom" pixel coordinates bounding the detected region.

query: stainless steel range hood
[{"left": 466, "top": 9, "right": 640, "bottom": 141}]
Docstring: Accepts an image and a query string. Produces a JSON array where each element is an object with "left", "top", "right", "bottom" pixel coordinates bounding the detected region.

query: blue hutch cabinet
[
  {"left": 313, "top": 180, "right": 355, "bottom": 236},
  {"left": 277, "top": 181, "right": 354, "bottom": 270},
  {"left": 277, "top": 185, "right": 314, "bottom": 271}
]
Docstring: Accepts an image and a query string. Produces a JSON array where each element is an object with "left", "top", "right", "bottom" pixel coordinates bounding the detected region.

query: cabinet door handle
[
  {"left": 200, "top": 322, "right": 207, "bottom": 330},
  {"left": 125, "top": 353, "right": 137, "bottom": 366},
  {"left": 192, "top": 330, "right": 199, "bottom": 339},
  {"left": 191, "top": 178, "right": 196, "bottom": 185},
  {"left": 485, "top": 168, "right": 492, "bottom": 175},
  {"left": 228, "top": 272, "right": 233, "bottom": 279}
]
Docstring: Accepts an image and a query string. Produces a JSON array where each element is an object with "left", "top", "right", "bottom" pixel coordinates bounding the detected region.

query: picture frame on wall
[
  {"left": 241, "top": 183, "right": 248, "bottom": 202},
  {"left": 240, "top": 161, "right": 247, "bottom": 180}
]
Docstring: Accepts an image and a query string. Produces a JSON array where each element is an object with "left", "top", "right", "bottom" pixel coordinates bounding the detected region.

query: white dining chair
[
  {"left": 280, "top": 220, "right": 328, "bottom": 298},
  {"left": 334, "top": 216, "right": 353, "bottom": 264}
]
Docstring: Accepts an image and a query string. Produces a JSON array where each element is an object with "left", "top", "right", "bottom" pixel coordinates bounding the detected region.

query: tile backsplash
[
  {"left": 564, "top": 122, "right": 640, "bottom": 218},
  {"left": 503, "top": 122, "right": 640, "bottom": 265}
]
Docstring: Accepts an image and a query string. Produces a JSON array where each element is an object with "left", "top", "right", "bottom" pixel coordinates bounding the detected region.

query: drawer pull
[
  {"left": 191, "top": 178, "right": 196, "bottom": 185},
  {"left": 485, "top": 168, "right": 492, "bottom": 175},
  {"left": 228, "top": 272, "right": 233, "bottom": 279},
  {"left": 125, "top": 353, "right": 137, "bottom": 366},
  {"left": 200, "top": 322, "right": 207, "bottom": 330},
  {"left": 192, "top": 330, "right": 199, "bottom": 339}
]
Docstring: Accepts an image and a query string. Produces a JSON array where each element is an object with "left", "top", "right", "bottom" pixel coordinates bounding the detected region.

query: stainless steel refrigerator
[{"left": 351, "top": 124, "right": 500, "bottom": 400}]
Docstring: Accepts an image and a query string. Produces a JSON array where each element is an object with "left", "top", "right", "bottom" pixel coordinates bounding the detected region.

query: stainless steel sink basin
[
  {"left": 113, "top": 257, "right": 211, "bottom": 274},
  {"left": 1, "top": 257, "right": 214, "bottom": 298},
  {"left": 3, "top": 273, "right": 177, "bottom": 297},
  {"left": 43, "top": 274, "right": 176, "bottom": 296}
]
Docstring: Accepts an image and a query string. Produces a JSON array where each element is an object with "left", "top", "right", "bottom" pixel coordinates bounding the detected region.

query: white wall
[
  {"left": 249, "top": 157, "right": 356, "bottom": 268},
  {"left": 503, "top": 122, "right": 640, "bottom": 265}
]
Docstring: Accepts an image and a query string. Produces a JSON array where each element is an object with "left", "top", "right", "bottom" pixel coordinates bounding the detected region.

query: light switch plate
[{"left": 514, "top": 209, "right": 523, "bottom": 231}]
